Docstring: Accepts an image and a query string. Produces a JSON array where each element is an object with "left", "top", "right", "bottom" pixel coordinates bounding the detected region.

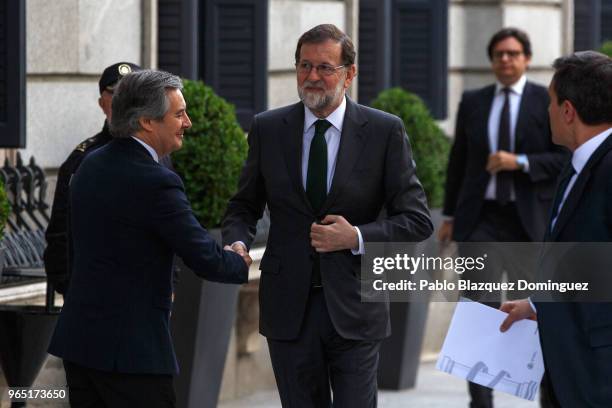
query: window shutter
[
  {"left": 574, "top": 0, "right": 600, "bottom": 51},
  {"left": 0, "top": 0, "right": 26, "bottom": 148},
  {"left": 392, "top": 0, "right": 448, "bottom": 119},
  {"left": 203, "top": 0, "right": 267, "bottom": 130},
  {"left": 358, "top": 0, "right": 392, "bottom": 105},
  {"left": 158, "top": 0, "right": 198, "bottom": 79},
  {"left": 601, "top": 0, "right": 612, "bottom": 42}
]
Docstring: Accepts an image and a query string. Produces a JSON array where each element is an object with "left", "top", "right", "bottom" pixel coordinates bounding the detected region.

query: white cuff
[
  {"left": 351, "top": 227, "right": 365, "bottom": 255},
  {"left": 231, "top": 241, "right": 248, "bottom": 251},
  {"left": 517, "top": 154, "right": 530, "bottom": 173},
  {"left": 528, "top": 297, "right": 537, "bottom": 313}
]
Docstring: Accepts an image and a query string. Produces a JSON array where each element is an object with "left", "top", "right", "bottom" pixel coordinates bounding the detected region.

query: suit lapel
[
  {"left": 551, "top": 135, "right": 612, "bottom": 240},
  {"left": 478, "top": 86, "right": 496, "bottom": 151},
  {"left": 319, "top": 98, "right": 368, "bottom": 215},
  {"left": 281, "top": 102, "right": 313, "bottom": 212}
]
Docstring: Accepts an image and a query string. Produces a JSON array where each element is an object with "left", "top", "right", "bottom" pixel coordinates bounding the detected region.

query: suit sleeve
[
  {"left": 522, "top": 88, "right": 569, "bottom": 182},
  {"left": 357, "top": 118, "right": 433, "bottom": 242},
  {"left": 443, "top": 95, "right": 469, "bottom": 217},
  {"left": 221, "top": 117, "right": 267, "bottom": 249},
  {"left": 150, "top": 171, "right": 248, "bottom": 284},
  {"left": 525, "top": 120, "right": 569, "bottom": 183}
]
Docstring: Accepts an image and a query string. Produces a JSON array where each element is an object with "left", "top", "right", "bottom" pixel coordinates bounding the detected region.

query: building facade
[{"left": 2, "top": 0, "right": 612, "bottom": 403}]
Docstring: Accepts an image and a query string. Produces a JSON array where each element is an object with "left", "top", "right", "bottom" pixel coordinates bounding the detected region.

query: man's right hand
[
  {"left": 437, "top": 220, "right": 454, "bottom": 243},
  {"left": 224, "top": 242, "right": 252, "bottom": 268},
  {"left": 499, "top": 299, "right": 537, "bottom": 332}
]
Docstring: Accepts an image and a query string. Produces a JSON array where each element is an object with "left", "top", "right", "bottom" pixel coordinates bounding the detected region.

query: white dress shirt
[
  {"left": 302, "top": 97, "right": 364, "bottom": 255},
  {"left": 301, "top": 97, "right": 345, "bottom": 192},
  {"left": 550, "top": 127, "right": 612, "bottom": 230},
  {"left": 131, "top": 136, "right": 159, "bottom": 163},
  {"left": 485, "top": 75, "right": 530, "bottom": 201}
]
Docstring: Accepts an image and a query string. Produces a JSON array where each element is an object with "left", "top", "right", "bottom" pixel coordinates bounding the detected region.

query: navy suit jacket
[
  {"left": 48, "top": 137, "right": 248, "bottom": 375},
  {"left": 537, "top": 133, "right": 612, "bottom": 406},
  {"left": 443, "top": 81, "right": 568, "bottom": 241},
  {"left": 222, "top": 98, "right": 433, "bottom": 341}
]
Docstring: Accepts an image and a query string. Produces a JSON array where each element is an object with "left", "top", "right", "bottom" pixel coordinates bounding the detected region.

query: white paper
[{"left": 436, "top": 299, "right": 545, "bottom": 401}]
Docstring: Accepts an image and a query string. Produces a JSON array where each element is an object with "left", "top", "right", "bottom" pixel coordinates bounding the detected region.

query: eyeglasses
[
  {"left": 492, "top": 50, "right": 524, "bottom": 60},
  {"left": 296, "top": 61, "right": 347, "bottom": 76}
]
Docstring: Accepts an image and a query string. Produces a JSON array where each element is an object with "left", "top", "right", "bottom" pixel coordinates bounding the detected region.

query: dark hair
[
  {"left": 487, "top": 27, "right": 532, "bottom": 60},
  {"left": 294, "top": 24, "right": 356, "bottom": 66},
  {"left": 552, "top": 51, "right": 612, "bottom": 125},
  {"left": 110, "top": 70, "right": 183, "bottom": 138}
]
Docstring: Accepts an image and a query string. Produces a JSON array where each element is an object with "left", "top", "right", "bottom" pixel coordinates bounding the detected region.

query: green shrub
[
  {"left": 371, "top": 87, "right": 450, "bottom": 208},
  {"left": 600, "top": 40, "right": 612, "bottom": 57},
  {"left": 0, "top": 182, "right": 9, "bottom": 241},
  {"left": 173, "top": 79, "right": 248, "bottom": 228}
]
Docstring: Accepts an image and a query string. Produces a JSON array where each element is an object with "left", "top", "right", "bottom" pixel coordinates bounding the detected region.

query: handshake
[{"left": 224, "top": 242, "right": 253, "bottom": 268}]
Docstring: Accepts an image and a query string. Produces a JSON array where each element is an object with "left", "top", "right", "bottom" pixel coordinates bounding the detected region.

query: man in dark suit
[
  {"left": 48, "top": 70, "right": 250, "bottom": 408},
  {"left": 45, "top": 62, "right": 175, "bottom": 296},
  {"left": 222, "top": 24, "right": 432, "bottom": 407},
  {"left": 501, "top": 51, "right": 612, "bottom": 407},
  {"left": 438, "top": 28, "right": 566, "bottom": 407}
]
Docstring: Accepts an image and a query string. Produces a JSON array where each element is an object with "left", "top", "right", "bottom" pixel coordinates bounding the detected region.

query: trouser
[
  {"left": 267, "top": 288, "right": 381, "bottom": 408},
  {"left": 63, "top": 360, "right": 175, "bottom": 408}
]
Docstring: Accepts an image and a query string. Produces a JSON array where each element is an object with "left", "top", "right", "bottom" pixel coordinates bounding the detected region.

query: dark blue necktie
[{"left": 550, "top": 165, "right": 576, "bottom": 230}]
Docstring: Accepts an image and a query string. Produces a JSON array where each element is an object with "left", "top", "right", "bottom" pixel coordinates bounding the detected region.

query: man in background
[{"left": 438, "top": 28, "right": 567, "bottom": 408}]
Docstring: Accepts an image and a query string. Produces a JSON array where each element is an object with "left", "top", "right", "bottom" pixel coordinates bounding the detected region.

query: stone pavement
[{"left": 219, "top": 361, "right": 539, "bottom": 408}]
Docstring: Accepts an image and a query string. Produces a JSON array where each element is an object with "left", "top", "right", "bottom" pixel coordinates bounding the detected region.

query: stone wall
[
  {"left": 268, "top": 0, "right": 357, "bottom": 109},
  {"left": 23, "top": 0, "right": 144, "bottom": 169},
  {"left": 444, "top": 0, "right": 571, "bottom": 136}
]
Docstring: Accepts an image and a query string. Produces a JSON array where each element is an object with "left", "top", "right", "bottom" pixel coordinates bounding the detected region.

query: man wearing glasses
[
  {"left": 438, "top": 28, "right": 566, "bottom": 408},
  {"left": 223, "top": 24, "right": 432, "bottom": 407}
]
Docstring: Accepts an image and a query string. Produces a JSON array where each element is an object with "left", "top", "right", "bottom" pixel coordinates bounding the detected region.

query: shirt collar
[
  {"left": 495, "top": 75, "right": 527, "bottom": 96},
  {"left": 131, "top": 136, "right": 159, "bottom": 163},
  {"left": 571, "top": 127, "right": 612, "bottom": 174},
  {"left": 304, "top": 95, "right": 347, "bottom": 133}
]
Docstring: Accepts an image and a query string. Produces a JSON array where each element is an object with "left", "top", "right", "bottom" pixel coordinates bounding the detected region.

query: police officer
[{"left": 44, "top": 62, "right": 173, "bottom": 295}]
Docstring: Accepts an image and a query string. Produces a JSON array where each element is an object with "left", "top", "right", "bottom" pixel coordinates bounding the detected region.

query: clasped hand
[
  {"left": 486, "top": 150, "right": 520, "bottom": 173},
  {"left": 224, "top": 243, "right": 253, "bottom": 267},
  {"left": 310, "top": 215, "right": 359, "bottom": 253}
]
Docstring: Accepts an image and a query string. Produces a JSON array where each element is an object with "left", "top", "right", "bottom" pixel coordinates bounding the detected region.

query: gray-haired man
[{"left": 48, "top": 70, "right": 250, "bottom": 408}]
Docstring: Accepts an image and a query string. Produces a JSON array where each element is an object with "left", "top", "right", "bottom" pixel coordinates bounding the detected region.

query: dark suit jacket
[
  {"left": 222, "top": 97, "right": 433, "bottom": 341},
  {"left": 536, "top": 133, "right": 612, "bottom": 407},
  {"left": 443, "top": 81, "right": 568, "bottom": 241},
  {"left": 48, "top": 137, "right": 248, "bottom": 375},
  {"left": 44, "top": 122, "right": 175, "bottom": 295}
]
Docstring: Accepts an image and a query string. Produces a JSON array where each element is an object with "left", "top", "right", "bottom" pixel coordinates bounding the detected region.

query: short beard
[{"left": 298, "top": 78, "right": 345, "bottom": 113}]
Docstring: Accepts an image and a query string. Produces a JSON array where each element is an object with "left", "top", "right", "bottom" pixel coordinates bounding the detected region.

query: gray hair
[{"left": 110, "top": 69, "right": 183, "bottom": 138}]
